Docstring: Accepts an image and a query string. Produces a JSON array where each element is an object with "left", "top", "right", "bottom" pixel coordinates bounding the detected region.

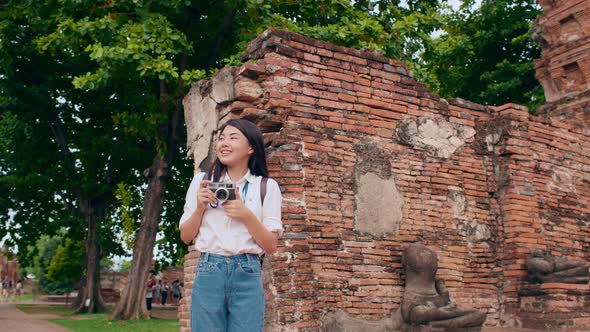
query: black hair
[{"left": 209, "top": 119, "right": 268, "bottom": 181}]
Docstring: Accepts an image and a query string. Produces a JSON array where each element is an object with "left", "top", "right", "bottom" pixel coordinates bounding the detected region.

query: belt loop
[
  {"left": 246, "top": 253, "right": 252, "bottom": 265},
  {"left": 202, "top": 252, "right": 209, "bottom": 262}
]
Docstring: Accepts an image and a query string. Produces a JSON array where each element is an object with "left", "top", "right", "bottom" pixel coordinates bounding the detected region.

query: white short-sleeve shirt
[{"left": 179, "top": 169, "right": 283, "bottom": 256}]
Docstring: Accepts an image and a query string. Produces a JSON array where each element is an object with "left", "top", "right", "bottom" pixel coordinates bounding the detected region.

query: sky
[{"left": 448, "top": 0, "right": 482, "bottom": 10}]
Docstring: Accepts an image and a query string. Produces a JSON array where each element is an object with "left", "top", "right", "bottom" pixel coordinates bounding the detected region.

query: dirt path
[{"left": 0, "top": 302, "right": 70, "bottom": 332}]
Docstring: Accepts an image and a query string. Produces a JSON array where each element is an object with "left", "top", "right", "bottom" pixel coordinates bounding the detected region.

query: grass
[
  {"left": 16, "top": 304, "right": 180, "bottom": 332},
  {"left": 0, "top": 294, "right": 34, "bottom": 303},
  {"left": 51, "top": 315, "right": 180, "bottom": 332},
  {"left": 14, "top": 294, "right": 35, "bottom": 302},
  {"left": 17, "top": 304, "right": 74, "bottom": 315}
]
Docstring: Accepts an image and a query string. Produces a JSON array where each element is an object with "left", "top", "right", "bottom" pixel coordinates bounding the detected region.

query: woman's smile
[{"left": 216, "top": 125, "right": 253, "bottom": 167}]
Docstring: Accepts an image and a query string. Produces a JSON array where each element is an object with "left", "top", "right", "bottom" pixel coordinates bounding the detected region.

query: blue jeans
[{"left": 191, "top": 253, "right": 264, "bottom": 332}]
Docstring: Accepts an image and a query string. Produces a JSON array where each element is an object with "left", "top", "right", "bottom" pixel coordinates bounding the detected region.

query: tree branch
[
  {"left": 205, "top": 6, "right": 237, "bottom": 70},
  {"left": 49, "top": 112, "right": 81, "bottom": 214}
]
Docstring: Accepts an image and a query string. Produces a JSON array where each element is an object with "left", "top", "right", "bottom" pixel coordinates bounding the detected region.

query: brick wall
[
  {"left": 180, "top": 13, "right": 589, "bottom": 332},
  {"left": 0, "top": 251, "right": 19, "bottom": 283}
]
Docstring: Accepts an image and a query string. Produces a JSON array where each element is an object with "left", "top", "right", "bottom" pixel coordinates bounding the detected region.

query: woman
[{"left": 179, "top": 119, "right": 283, "bottom": 331}]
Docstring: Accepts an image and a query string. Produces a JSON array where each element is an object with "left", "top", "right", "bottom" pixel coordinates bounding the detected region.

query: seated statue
[
  {"left": 526, "top": 249, "right": 590, "bottom": 284},
  {"left": 397, "top": 243, "right": 486, "bottom": 331}
]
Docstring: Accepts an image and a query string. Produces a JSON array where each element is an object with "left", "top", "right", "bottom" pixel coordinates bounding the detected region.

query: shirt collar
[
  {"left": 223, "top": 169, "right": 256, "bottom": 184},
  {"left": 244, "top": 169, "right": 257, "bottom": 183}
]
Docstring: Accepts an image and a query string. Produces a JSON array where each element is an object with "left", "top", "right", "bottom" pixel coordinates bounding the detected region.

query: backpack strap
[
  {"left": 260, "top": 177, "right": 268, "bottom": 206},
  {"left": 259, "top": 177, "right": 269, "bottom": 268}
]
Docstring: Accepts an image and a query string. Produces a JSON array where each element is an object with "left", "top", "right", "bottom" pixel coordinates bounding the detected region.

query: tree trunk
[
  {"left": 50, "top": 112, "right": 106, "bottom": 314},
  {"left": 112, "top": 156, "right": 169, "bottom": 319},
  {"left": 112, "top": 38, "right": 186, "bottom": 318},
  {"left": 75, "top": 205, "right": 106, "bottom": 313}
]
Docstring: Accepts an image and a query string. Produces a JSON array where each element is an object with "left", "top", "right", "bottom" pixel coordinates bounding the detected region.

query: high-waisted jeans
[{"left": 191, "top": 253, "right": 264, "bottom": 332}]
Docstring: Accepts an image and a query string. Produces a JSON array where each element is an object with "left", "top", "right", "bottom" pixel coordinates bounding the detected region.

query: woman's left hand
[{"left": 223, "top": 187, "right": 253, "bottom": 222}]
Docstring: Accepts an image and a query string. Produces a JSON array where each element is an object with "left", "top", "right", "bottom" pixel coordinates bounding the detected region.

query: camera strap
[
  {"left": 241, "top": 182, "right": 249, "bottom": 202},
  {"left": 203, "top": 172, "right": 270, "bottom": 267},
  {"left": 203, "top": 171, "right": 268, "bottom": 206}
]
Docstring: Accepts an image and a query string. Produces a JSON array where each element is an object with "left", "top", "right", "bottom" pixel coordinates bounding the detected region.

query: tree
[
  {"left": 23, "top": 232, "right": 81, "bottom": 295},
  {"left": 47, "top": 238, "right": 85, "bottom": 293},
  {"left": 421, "top": 0, "right": 544, "bottom": 110},
  {"left": 0, "top": 0, "right": 144, "bottom": 313},
  {"left": 25, "top": 234, "right": 63, "bottom": 294},
  {"left": 29, "top": 1, "right": 200, "bottom": 319}
]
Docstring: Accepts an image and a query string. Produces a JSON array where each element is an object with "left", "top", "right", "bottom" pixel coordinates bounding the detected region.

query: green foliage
[
  {"left": 114, "top": 182, "right": 140, "bottom": 250},
  {"left": 47, "top": 239, "right": 84, "bottom": 287},
  {"left": 181, "top": 69, "right": 207, "bottom": 85},
  {"left": 25, "top": 234, "right": 61, "bottom": 283},
  {"left": 25, "top": 232, "right": 78, "bottom": 295},
  {"left": 37, "top": 12, "right": 191, "bottom": 88},
  {"left": 119, "top": 259, "right": 133, "bottom": 272},
  {"left": 100, "top": 256, "right": 115, "bottom": 270},
  {"left": 422, "top": 0, "right": 544, "bottom": 111},
  {"left": 154, "top": 152, "right": 193, "bottom": 268},
  {"left": 0, "top": 0, "right": 147, "bottom": 271}
]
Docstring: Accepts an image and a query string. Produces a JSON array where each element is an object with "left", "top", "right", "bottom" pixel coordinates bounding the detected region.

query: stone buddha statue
[
  {"left": 525, "top": 249, "right": 590, "bottom": 284},
  {"left": 397, "top": 243, "right": 486, "bottom": 331}
]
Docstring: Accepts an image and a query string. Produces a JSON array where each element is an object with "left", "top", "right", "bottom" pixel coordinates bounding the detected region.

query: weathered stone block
[{"left": 396, "top": 117, "right": 476, "bottom": 158}]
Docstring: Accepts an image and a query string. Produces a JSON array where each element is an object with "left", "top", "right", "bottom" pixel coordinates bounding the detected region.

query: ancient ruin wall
[
  {"left": 500, "top": 0, "right": 590, "bottom": 329},
  {"left": 180, "top": 24, "right": 590, "bottom": 332}
]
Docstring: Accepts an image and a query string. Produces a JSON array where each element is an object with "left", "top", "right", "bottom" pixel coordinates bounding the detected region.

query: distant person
[
  {"left": 2, "top": 280, "right": 9, "bottom": 302},
  {"left": 155, "top": 280, "right": 162, "bottom": 303},
  {"left": 146, "top": 275, "right": 155, "bottom": 318},
  {"left": 15, "top": 280, "right": 22, "bottom": 296},
  {"left": 161, "top": 281, "right": 169, "bottom": 306},
  {"left": 14, "top": 280, "right": 22, "bottom": 302},
  {"left": 172, "top": 280, "right": 180, "bottom": 305}
]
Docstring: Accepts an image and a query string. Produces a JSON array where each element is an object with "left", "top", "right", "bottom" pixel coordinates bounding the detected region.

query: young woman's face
[{"left": 216, "top": 125, "right": 253, "bottom": 168}]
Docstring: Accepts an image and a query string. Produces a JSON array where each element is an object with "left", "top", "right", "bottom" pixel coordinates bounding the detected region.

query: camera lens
[{"left": 215, "top": 188, "right": 229, "bottom": 201}]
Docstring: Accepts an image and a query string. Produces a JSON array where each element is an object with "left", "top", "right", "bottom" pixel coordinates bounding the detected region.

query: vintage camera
[{"left": 207, "top": 182, "right": 236, "bottom": 204}]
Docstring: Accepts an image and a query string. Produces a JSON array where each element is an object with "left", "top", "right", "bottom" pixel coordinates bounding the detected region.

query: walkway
[{"left": 0, "top": 302, "right": 70, "bottom": 332}]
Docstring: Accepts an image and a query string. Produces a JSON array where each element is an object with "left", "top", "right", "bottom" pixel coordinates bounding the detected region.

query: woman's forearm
[
  {"left": 243, "top": 211, "right": 278, "bottom": 254},
  {"left": 180, "top": 207, "right": 206, "bottom": 244}
]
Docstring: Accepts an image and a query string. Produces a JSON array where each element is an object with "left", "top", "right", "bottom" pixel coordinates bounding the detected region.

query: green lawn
[
  {"left": 51, "top": 315, "right": 180, "bottom": 332},
  {"left": 16, "top": 304, "right": 180, "bottom": 332},
  {"left": 17, "top": 304, "right": 74, "bottom": 315},
  {"left": 14, "top": 294, "right": 35, "bottom": 302}
]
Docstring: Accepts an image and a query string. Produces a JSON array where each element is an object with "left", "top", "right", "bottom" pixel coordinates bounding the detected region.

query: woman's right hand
[{"left": 196, "top": 180, "right": 217, "bottom": 211}]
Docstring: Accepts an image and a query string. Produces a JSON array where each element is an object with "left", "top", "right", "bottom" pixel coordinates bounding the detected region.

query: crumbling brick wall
[
  {"left": 180, "top": 6, "right": 589, "bottom": 329},
  {"left": 0, "top": 251, "right": 19, "bottom": 283}
]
